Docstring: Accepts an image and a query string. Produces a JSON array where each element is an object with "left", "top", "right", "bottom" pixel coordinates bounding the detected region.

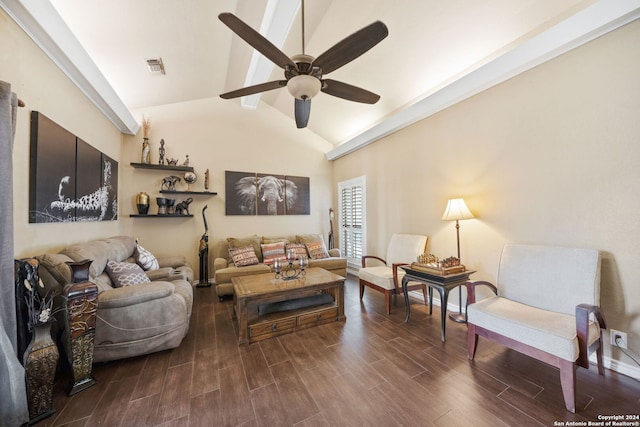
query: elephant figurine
[
  {"left": 235, "top": 175, "right": 298, "bottom": 215},
  {"left": 175, "top": 197, "right": 193, "bottom": 215},
  {"left": 161, "top": 175, "right": 181, "bottom": 191}
]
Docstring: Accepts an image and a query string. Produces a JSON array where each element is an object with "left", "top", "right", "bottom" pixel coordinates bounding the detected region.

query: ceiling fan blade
[
  {"left": 219, "top": 13, "right": 297, "bottom": 71},
  {"left": 220, "top": 80, "right": 287, "bottom": 99},
  {"left": 295, "top": 98, "right": 311, "bottom": 128},
  {"left": 321, "top": 79, "right": 380, "bottom": 104},
  {"left": 313, "top": 21, "right": 388, "bottom": 75}
]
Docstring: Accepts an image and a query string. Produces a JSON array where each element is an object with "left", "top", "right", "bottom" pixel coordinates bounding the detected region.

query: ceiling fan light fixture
[{"left": 287, "top": 75, "right": 321, "bottom": 100}]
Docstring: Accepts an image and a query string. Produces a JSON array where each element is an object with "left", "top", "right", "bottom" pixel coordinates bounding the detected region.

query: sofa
[
  {"left": 213, "top": 234, "right": 347, "bottom": 299},
  {"left": 34, "top": 235, "right": 193, "bottom": 363}
]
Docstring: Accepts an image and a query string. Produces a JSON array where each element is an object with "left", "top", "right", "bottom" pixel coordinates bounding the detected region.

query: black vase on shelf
[{"left": 136, "top": 192, "right": 150, "bottom": 215}]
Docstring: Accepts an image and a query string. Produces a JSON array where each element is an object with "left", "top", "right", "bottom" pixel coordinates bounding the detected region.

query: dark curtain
[{"left": 0, "top": 80, "right": 28, "bottom": 426}]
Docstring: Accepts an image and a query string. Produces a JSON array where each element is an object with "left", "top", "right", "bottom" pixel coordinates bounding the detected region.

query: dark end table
[{"left": 400, "top": 266, "right": 474, "bottom": 342}]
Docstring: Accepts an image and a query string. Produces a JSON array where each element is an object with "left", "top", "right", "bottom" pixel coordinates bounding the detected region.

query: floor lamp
[{"left": 441, "top": 198, "right": 474, "bottom": 323}]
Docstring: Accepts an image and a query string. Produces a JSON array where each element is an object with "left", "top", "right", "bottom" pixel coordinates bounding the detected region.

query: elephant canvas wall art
[{"left": 225, "top": 171, "right": 310, "bottom": 216}]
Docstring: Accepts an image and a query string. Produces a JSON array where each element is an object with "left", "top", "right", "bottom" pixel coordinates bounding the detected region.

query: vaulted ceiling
[{"left": 4, "top": 0, "right": 639, "bottom": 158}]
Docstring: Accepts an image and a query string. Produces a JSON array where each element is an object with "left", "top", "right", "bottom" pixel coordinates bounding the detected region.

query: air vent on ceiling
[{"left": 146, "top": 58, "right": 165, "bottom": 75}]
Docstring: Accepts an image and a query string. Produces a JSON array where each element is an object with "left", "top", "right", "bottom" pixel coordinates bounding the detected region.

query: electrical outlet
[{"left": 610, "top": 329, "right": 628, "bottom": 349}]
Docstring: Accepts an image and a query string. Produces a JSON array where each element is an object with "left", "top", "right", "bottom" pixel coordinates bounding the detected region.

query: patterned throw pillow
[
  {"left": 229, "top": 246, "right": 260, "bottom": 267},
  {"left": 261, "top": 242, "right": 286, "bottom": 265},
  {"left": 285, "top": 243, "right": 308, "bottom": 259},
  {"left": 306, "top": 241, "right": 330, "bottom": 259},
  {"left": 135, "top": 244, "right": 159, "bottom": 271},
  {"left": 106, "top": 260, "right": 151, "bottom": 287}
]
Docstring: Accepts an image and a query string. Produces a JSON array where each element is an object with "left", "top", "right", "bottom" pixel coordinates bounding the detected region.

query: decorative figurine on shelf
[
  {"left": 161, "top": 175, "right": 181, "bottom": 191},
  {"left": 197, "top": 205, "right": 211, "bottom": 288},
  {"left": 204, "top": 168, "right": 210, "bottom": 190},
  {"left": 184, "top": 171, "right": 197, "bottom": 191},
  {"left": 158, "top": 139, "right": 165, "bottom": 165},
  {"left": 167, "top": 158, "right": 178, "bottom": 166},
  {"left": 182, "top": 155, "right": 190, "bottom": 166},
  {"left": 175, "top": 197, "right": 193, "bottom": 215},
  {"left": 141, "top": 116, "right": 151, "bottom": 164}
]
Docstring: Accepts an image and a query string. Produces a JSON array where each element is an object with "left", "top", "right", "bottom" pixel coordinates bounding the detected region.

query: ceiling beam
[
  {"left": 0, "top": 0, "right": 140, "bottom": 135},
  {"left": 326, "top": 0, "right": 640, "bottom": 160},
  {"left": 241, "top": 0, "right": 300, "bottom": 109}
]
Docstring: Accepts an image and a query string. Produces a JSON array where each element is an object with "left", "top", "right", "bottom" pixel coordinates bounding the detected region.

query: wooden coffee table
[{"left": 232, "top": 267, "right": 346, "bottom": 345}]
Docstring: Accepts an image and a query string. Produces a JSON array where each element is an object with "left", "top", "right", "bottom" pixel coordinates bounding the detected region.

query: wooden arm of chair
[
  {"left": 361, "top": 255, "right": 387, "bottom": 268},
  {"left": 464, "top": 281, "right": 498, "bottom": 305},
  {"left": 575, "top": 303, "right": 607, "bottom": 369},
  {"left": 391, "top": 263, "right": 409, "bottom": 288}
]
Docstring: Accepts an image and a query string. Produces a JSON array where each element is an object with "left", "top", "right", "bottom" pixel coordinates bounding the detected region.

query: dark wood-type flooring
[{"left": 36, "top": 274, "right": 639, "bottom": 426}]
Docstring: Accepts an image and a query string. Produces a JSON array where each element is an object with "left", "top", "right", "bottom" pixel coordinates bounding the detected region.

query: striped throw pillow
[{"left": 261, "top": 242, "right": 286, "bottom": 265}]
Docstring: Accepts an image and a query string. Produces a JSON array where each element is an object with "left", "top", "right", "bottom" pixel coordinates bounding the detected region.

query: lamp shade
[
  {"left": 287, "top": 75, "right": 321, "bottom": 100},
  {"left": 441, "top": 198, "right": 474, "bottom": 221}
]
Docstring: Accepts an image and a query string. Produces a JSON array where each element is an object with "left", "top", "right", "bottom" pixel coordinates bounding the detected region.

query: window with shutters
[{"left": 338, "top": 176, "right": 366, "bottom": 269}]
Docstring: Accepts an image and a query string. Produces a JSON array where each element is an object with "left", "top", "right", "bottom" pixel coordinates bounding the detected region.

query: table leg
[
  {"left": 436, "top": 287, "right": 449, "bottom": 342},
  {"left": 428, "top": 287, "right": 433, "bottom": 315},
  {"left": 403, "top": 276, "right": 410, "bottom": 323}
]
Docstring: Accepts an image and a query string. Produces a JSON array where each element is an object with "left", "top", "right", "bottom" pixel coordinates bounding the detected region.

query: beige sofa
[
  {"left": 35, "top": 236, "right": 193, "bottom": 363},
  {"left": 213, "top": 234, "right": 346, "bottom": 299}
]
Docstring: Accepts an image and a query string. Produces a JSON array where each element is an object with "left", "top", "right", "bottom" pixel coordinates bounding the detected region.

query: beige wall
[
  {"left": 120, "top": 98, "right": 335, "bottom": 273},
  {"left": 333, "top": 20, "right": 640, "bottom": 370},
  {"left": 2, "top": 11, "right": 122, "bottom": 257}
]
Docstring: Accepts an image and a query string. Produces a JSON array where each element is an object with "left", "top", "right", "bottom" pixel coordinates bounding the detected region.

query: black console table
[{"left": 400, "top": 266, "right": 474, "bottom": 342}]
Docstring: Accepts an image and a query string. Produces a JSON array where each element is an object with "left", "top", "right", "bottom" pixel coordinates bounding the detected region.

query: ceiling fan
[{"left": 218, "top": 1, "right": 388, "bottom": 128}]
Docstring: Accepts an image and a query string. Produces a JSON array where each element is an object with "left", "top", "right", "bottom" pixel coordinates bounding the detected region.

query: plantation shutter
[{"left": 338, "top": 177, "right": 365, "bottom": 267}]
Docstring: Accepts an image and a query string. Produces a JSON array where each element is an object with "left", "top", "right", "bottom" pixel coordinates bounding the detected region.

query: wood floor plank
[
  {"left": 239, "top": 342, "right": 274, "bottom": 390},
  {"left": 250, "top": 382, "right": 294, "bottom": 426},
  {"left": 257, "top": 335, "right": 288, "bottom": 366},
  {"left": 194, "top": 297, "right": 216, "bottom": 352},
  {"left": 270, "top": 361, "right": 319, "bottom": 423},
  {"left": 294, "top": 412, "right": 330, "bottom": 427},
  {"left": 156, "top": 363, "right": 193, "bottom": 424},
  {"left": 189, "top": 389, "right": 222, "bottom": 427},
  {"left": 277, "top": 333, "right": 318, "bottom": 373},
  {"left": 119, "top": 393, "right": 161, "bottom": 427},
  {"left": 85, "top": 376, "right": 137, "bottom": 426},
  {"left": 217, "top": 363, "right": 255, "bottom": 426},
  {"left": 130, "top": 350, "right": 171, "bottom": 401},
  {"left": 190, "top": 347, "right": 220, "bottom": 397}
]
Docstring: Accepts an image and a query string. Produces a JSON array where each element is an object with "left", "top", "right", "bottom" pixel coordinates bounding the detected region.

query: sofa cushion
[
  {"left": 135, "top": 244, "right": 159, "bottom": 271},
  {"left": 261, "top": 242, "right": 286, "bottom": 265},
  {"left": 296, "top": 234, "right": 324, "bottom": 244},
  {"left": 468, "top": 296, "right": 601, "bottom": 361},
  {"left": 229, "top": 246, "right": 260, "bottom": 267},
  {"left": 228, "top": 235, "right": 263, "bottom": 262},
  {"left": 286, "top": 243, "right": 307, "bottom": 259},
  {"left": 215, "top": 264, "right": 272, "bottom": 284},
  {"left": 106, "top": 260, "right": 151, "bottom": 287},
  {"left": 262, "top": 236, "right": 290, "bottom": 244},
  {"left": 306, "top": 241, "right": 330, "bottom": 259}
]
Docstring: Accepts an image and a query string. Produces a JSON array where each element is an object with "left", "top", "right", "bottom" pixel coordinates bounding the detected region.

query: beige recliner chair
[
  {"left": 359, "top": 233, "right": 428, "bottom": 314},
  {"left": 465, "top": 244, "right": 606, "bottom": 413},
  {"left": 36, "top": 236, "right": 193, "bottom": 363}
]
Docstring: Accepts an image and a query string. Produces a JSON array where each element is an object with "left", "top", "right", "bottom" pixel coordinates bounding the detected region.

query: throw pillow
[
  {"left": 306, "top": 241, "right": 330, "bottom": 259},
  {"left": 135, "top": 244, "right": 159, "bottom": 271},
  {"left": 296, "top": 234, "right": 324, "bottom": 244},
  {"left": 229, "top": 245, "right": 260, "bottom": 267},
  {"left": 106, "top": 260, "right": 151, "bottom": 287},
  {"left": 228, "top": 235, "right": 263, "bottom": 262},
  {"left": 261, "top": 242, "right": 286, "bottom": 265},
  {"left": 285, "top": 243, "right": 308, "bottom": 259}
]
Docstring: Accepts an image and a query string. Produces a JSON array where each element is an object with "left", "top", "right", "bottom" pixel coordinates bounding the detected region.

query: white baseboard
[{"left": 408, "top": 291, "right": 640, "bottom": 380}]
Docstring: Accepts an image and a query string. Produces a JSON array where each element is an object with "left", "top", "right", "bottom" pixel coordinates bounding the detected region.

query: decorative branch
[{"left": 142, "top": 115, "right": 151, "bottom": 139}]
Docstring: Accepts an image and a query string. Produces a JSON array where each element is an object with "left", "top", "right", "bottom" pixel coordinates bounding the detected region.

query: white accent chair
[
  {"left": 359, "top": 234, "right": 428, "bottom": 315},
  {"left": 466, "top": 244, "right": 606, "bottom": 413}
]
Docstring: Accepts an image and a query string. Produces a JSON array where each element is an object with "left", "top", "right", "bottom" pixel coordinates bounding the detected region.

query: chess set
[{"left": 411, "top": 253, "right": 466, "bottom": 276}]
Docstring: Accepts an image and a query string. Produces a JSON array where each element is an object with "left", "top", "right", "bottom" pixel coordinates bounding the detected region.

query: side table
[{"left": 400, "top": 266, "right": 474, "bottom": 342}]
